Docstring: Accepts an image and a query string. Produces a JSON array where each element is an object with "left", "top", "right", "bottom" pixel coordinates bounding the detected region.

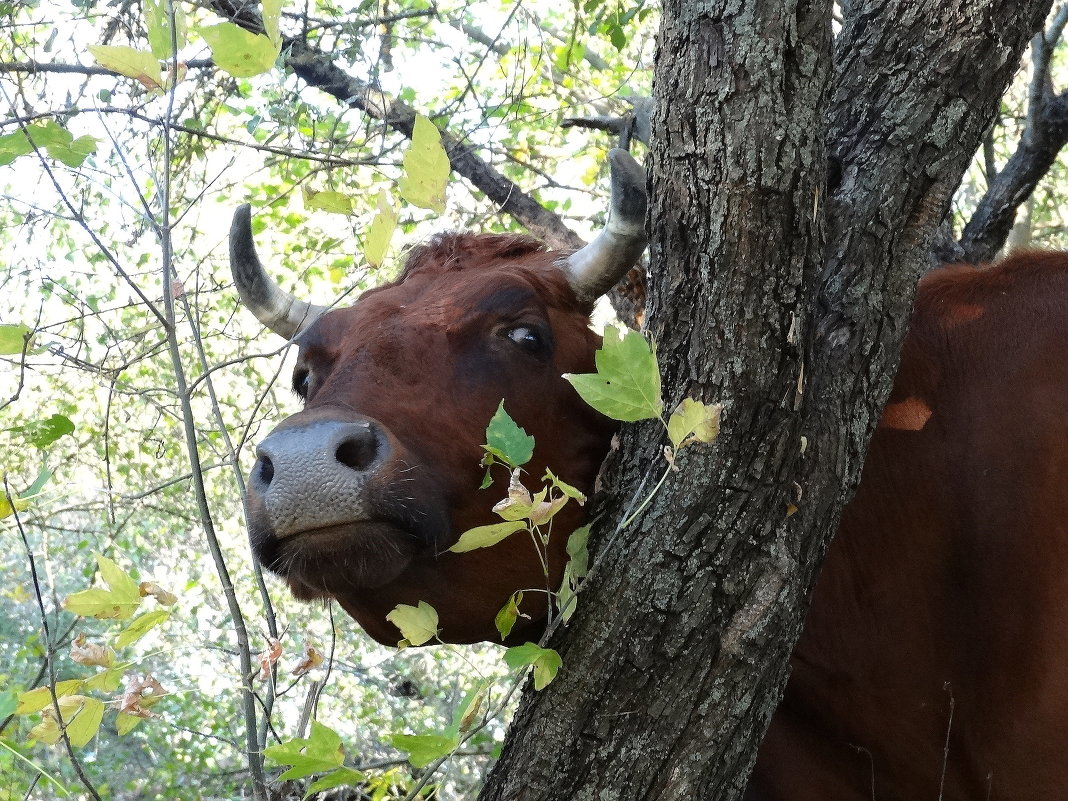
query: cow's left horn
[
  {"left": 229, "top": 205, "right": 329, "bottom": 340},
  {"left": 562, "top": 148, "right": 648, "bottom": 303}
]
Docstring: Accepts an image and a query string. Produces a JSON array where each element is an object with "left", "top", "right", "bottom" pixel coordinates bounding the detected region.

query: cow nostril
[
  {"left": 336, "top": 430, "right": 380, "bottom": 472},
  {"left": 257, "top": 455, "right": 274, "bottom": 485}
]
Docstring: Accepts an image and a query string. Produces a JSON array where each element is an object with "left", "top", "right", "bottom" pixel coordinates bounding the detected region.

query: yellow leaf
[
  {"left": 116, "top": 712, "right": 143, "bottom": 735},
  {"left": 0, "top": 494, "right": 30, "bottom": 520},
  {"left": 386, "top": 601, "right": 439, "bottom": 646},
  {"left": 448, "top": 520, "right": 527, "bottom": 552},
  {"left": 87, "top": 45, "right": 162, "bottom": 91},
  {"left": 667, "top": 397, "right": 722, "bottom": 450},
  {"left": 29, "top": 696, "right": 104, "bottom": 748},
  {"left": 16, "top": 680, "right": 84, "bottom": 715},
  {"left": 398, "top": 114, "right": 450, "bottom": 213},
  {"left": 262, "top": 0, "right": 283, "bottom": 48},
  {"left": 199, "top": 22, "right": 278, "bottom": 78},
  {"left": 82, "top": 667, "right": 126, "bottom": 692},
  {"left": 62, "top": 554, "right": 142, "bottom": 620},
  {"left": 364, "top": 190, "right": 398, "bottom": 267},
  {"left": 303, "top": 187, "right": 354, "bottom": 215}
]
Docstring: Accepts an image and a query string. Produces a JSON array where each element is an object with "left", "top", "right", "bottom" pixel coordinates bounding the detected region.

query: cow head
[{"left": 231, "top": 149, "right": 647, "bottom": 644}]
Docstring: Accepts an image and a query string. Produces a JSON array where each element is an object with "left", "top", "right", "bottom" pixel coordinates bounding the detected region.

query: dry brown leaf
[
  {"left": 258, "top": 637, "right": 283, "bottom": 680},
  {"left": 139, "top": 581, "right": 177, "bottom": 606},
  {"left": 291, "top": 643, "right": 324, "bottom": 676},
  {"left": 116, "top": 675, "right": 166, "bottom": 718},
  {"left": 70, "top": 633, "right": 115, "bottom": 668}
]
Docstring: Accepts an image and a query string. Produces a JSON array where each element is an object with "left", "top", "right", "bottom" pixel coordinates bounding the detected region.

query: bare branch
[
  {"left": 958, "top": 4, "right": 1068, "bottom": 262},
  {"left": 0, "top": 59, "right": 214, "bottom": 76}
]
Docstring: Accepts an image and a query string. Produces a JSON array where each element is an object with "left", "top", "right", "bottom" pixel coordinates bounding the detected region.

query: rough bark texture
[{"left": 478, "top": 1, "right": 1050, "bottom": 800}]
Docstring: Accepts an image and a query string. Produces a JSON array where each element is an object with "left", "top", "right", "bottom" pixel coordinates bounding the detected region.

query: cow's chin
[{"left": 257, "top": 521, "right": 417, "bottom": 598}]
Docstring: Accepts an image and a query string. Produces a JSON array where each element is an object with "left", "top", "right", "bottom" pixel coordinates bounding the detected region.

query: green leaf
[
  {"left": 566, "top": 525, "right": 590, "bottom": 578},
  {"left": 564, "top": 326, "right": 663, "bottom": 422},
  {"left": 0, "top": 691, "right": 17, "bottom": 719},
  {"left": 0, "top": 130, "right": 33, "bottom": 166},
  {"left": 557, "top": 563, "right": 578, "bottom": 622},
  {"left": 0, "top": 121, "right": 87, "bottom": 166},
  {"left": 145, "top": 0, "right": 187, "bottom": 59},
  {"left": 87, "top": 45, "right": 162, "bottom": 90},
  {"left": 0, "top": 323, "right": 33, "bottom": 354},
  {"left": 9, "top": 413, "right": 75, "bottom": 449},
  {"left": 96, "top": 554, "right": 139, "bottom": 600},
  {"left": 199, "top": 23, "right": 278, "bottom": 78},
  {"left": 24, "top": 465, "right": 53, "bottom": 497},
  {"left": 385, "top": 601, "right": 439, "bottom": 646},
  {"left": 398, "top": 114, "right": 450, "bottom": 212},
  {"left": 389, "top": 733, "right": 459, "bottom": 768},
  {"left": 305, "top": 768, "right": 366, "bottom": 798},
  {"left": 448, "top": 520, "right": 527, "bottom": 553},
  {"left": 494, "top": 591, "right": 524, "bottom": 640},
  {"left": 114, "top": 610, "right": 170, "bottom": 648},
  {"left": 543, "top": 469, "right": 586, "bottom": 503},
  {"left": 303, "top": 187, "right": 354, "bottom": 215},
  {"left": 46, "top": 134, "right": 97, "bottom": 168},
  {"left": 667, "top": 397, "right": 722, "bottom": 450},
  {"left": 21, "top": 121, "right": 70, "bottom": 149},
  {"left": 483, "top": 401, "right": 534, "bottom": 469},
  {"left": 503, "top": 643, "right": 562, "bottom": 690},
  {"left": 263, "top": 721, "right": 345, "bottom": 780},
  {"left": 452, "top": 684, "right": 488, "bottom": 734},
  {"left": 62, "top": 554, "right": 142, "bottom": 620},
  {"left": 557, "top": 527, "right": 589, "bottom": 623},
  {"left": 364, "top": 190, "right": 398, "bottom": 267}
]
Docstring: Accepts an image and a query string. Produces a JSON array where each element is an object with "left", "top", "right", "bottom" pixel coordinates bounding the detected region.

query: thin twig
[{"left": 6, "top": 480, "right": 103, "bottom": 801}]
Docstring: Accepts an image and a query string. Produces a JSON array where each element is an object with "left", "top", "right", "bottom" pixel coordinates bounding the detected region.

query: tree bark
[{"left": 478, "top": 1, "right": 1050, "bottom": 800}]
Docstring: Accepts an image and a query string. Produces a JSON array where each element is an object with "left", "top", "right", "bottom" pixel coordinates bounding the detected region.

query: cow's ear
[
  {"left": 561, "top": 149, "right": 648, "bottom": 304},
  {"left": 230, "top": 205, "right": 328, "bottom": 341}
]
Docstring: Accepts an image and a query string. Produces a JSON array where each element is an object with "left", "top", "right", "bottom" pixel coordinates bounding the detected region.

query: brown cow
[
  {"left": 232, "top": 154, "right": 1068, "bottom": 798},
  {"left": 747, "top": 252, "right": 1068, "bottom": 801},
  {"left": 230, "top": 149, "right": 647, "bottom": 645}
]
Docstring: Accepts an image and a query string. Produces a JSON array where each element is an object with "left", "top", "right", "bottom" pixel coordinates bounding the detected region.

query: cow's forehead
[{"left": 313, "top": 257, "right": 581, "bottom": 339}]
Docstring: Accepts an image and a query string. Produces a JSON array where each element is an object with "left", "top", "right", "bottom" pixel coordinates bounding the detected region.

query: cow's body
[
  {"left": 749, "top": 252, "right": 1068, "bottom": 800},
  {"left": 231, "top": 154, "right": 1068, "bottom": 798}
]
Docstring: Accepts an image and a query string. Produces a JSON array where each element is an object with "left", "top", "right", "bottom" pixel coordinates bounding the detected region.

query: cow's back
[{"left": 749, "top": 252, "right": 1068, "bottom": 800}]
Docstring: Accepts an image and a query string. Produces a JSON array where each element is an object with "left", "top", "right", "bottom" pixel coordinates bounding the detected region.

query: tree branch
[
  {"left": 207, "top": 0, "right": 583, "bottom": 249},
  {"left": 956, "top": 2, "right": 1068, "bottom": 262},
  {"left": 0, "top": 59, "right": 214, "bottom": 76}
]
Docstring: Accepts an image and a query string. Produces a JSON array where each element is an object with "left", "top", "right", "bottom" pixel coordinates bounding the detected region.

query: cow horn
[
  {"left": 562, "top": 148, "right": 648, "bottom": 303},
  {"left": 229, "top": 205, "right": 329, "bottom": 340}
]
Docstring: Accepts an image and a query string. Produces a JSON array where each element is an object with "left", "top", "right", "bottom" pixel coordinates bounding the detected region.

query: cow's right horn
[
  {"left": 561, "top": 148, "right": 648, "bottom": 304},
  {"left": 229, "top": 205, "right": 328, "bottom": 341}
]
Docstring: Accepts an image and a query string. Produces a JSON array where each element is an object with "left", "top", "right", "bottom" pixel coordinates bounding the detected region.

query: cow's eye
[
  {"left": 293, "top": 369, "right": 311, "bottom": 399},
  {"left": 505, "top": 325, "right": 545, "bottom": 354}
]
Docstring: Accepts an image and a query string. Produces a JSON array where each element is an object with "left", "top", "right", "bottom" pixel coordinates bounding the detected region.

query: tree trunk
[{"left": 478, "top": 1, "right": 1050, "bottom": 800}]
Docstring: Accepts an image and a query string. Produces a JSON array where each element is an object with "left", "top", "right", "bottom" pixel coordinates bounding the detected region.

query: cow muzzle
[{"left": 250, "top": 417, "right": 389, "bottom": 538}]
